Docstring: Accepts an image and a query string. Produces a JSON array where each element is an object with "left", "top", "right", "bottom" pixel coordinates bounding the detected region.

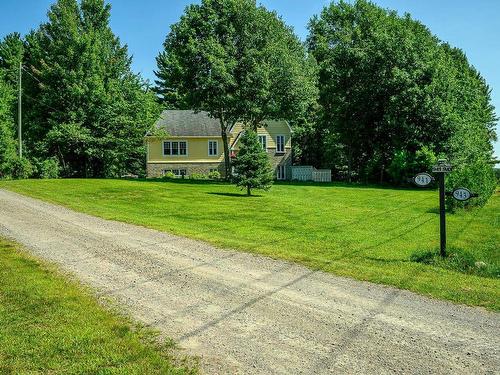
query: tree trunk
[
  {"left": 219, "top": 114, "right": 231, "bottom": 181},
  {"left": 247, "top": 185, "right": 251, "bottom": 196},
  {"left": 57, "top": 145, "right": 67, "bottom": 176},
  {"left": 347, "top": 145, "right": 353, "bottom": 183}
]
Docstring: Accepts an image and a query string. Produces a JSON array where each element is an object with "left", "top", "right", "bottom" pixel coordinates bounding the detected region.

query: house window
[
  {"left": 258, "top": 135, "right": 267, "bottom": 150},
  {"left": 277, "top": 165, "right": 286, "bottom": 180},
  {"left": 276, "top": 135, "right": 285, "bottom": 153},
  {"left": 179, "top": 141, "right": 187, "bottom": 155},
  {"left": 163, "top": 141, "right": 171, "bottom": 155},
  {"left": 162, "top": 169, "right": 186, "bottom": 177},
  {"left": 163, "top": 141, "right": 187, "bottom": 156},
  {"left": 171, "top": 142, "right": 179, "bottom": 155},
  {"left": 208, "top": 140, "right": 218, "bottom": 156}
]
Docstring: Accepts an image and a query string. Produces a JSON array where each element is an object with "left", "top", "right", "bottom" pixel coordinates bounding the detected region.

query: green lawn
[
  {"left": 1, "top": 179, "right": 498, "bottom": 310},
  {"left": 0, "top": 237, "right": 197, "bottom": 374}
]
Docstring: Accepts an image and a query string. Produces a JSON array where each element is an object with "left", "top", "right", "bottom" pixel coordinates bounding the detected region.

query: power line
[
  {"left": 21, "top": 91, "right": 61, "bottom": 113},
  {"left": 19, "top": 66, "right": 66, "bottom": 114},
  {"left": 21, "top": 65, "right": 43, "bottom": 85}
]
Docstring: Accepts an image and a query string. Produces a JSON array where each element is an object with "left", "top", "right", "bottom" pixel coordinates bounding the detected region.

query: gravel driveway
[{"left": 0, "top": 189, "right": 498, "bottom": 374}]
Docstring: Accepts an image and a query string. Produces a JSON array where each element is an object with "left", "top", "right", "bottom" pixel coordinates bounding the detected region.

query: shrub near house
[{"left": 145, "top": 110, "right": 292, "bottom": 180}]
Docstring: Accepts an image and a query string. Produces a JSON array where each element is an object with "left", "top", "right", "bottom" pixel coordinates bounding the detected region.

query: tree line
[
  {"left": 0, "top": 0, "right": 497, "bottom": 207},
  {"left": 0, "top": 0, "right": 159, "bottom": 179}
]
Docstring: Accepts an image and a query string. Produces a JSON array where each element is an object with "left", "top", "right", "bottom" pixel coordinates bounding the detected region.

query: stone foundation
[{"left": 147, "top": 162, "right": 225, "bottom": 178}]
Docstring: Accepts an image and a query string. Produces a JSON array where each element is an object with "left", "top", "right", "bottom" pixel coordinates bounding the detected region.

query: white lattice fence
[
  {"left": 312, "top": 169, "right": 331, "bottom": 182},
  {"left": 291, "top": 166, "right": 313, "bottom": 181},
  {"left": 292, "top": 166, "right": 331, "bottom": 182}
]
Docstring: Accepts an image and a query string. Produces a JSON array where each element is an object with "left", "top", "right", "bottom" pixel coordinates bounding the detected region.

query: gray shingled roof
[{"left": 150, "top": 110, "right": 221, "bottom": 137}]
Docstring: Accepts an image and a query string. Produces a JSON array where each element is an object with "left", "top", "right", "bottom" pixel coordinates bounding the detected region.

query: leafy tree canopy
[
  {"left": 155, "top": 0, "right": 317, "bottom": 177},
  {"left": 0, "top": 70, "right": 17, "bottom": 177},
  {"left": 1, "top": 0, "right": 160, "bottom": 178},
  {"left": 0, "top": 32, "right": 24, "bottom": 87},
  {"left": 308, "top": 0, "right": 496, "bottom": 206}
]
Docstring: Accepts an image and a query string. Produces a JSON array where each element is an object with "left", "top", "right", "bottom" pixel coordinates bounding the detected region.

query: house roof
[{"left": 150, "top": 110, "right": 221, "bottom": 137}]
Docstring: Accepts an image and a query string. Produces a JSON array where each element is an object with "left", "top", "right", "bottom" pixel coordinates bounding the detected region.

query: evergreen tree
[{"left": 232, "top": 130, "right": 274, "bottom": 196}]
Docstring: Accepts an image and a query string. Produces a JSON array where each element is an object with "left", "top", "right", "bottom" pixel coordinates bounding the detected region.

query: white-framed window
[
  {"left": 163, "top": 141, "right": 187, "bottom": 156},
  {"left": 258, "top": 135, "right": 267, "bottom": 150},
  {"left": 179, "top": 141, "right": 187, "bottom": 155},
  {"left": 277, "top": 165, "right": 286, "bottom": 180},
  {"left": 171, "top": 142, "right": 179, "bottom": 155},
  {"left": 162, "top": 169, "right": 186, "bottom": 177},
  {"left": 208, "top": 140, "right": 218, "bottom": 156},
  {"left": 163, "top": 141, "right": 171, "bottom": 155},
  {"left": 276, "top": 135, "right": 285, "bottom": 153}
]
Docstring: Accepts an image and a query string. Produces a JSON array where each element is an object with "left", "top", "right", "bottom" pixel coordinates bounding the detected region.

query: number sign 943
[{"left": 452, "top": 188, "right": 472, "bottom": 202}]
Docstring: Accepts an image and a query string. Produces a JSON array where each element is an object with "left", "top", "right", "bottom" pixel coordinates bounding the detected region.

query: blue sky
[{"left": 1, "top": 0, "right": 499, "bottom": 158}]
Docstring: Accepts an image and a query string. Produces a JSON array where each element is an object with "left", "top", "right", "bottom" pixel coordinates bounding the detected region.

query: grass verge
[
  {"left": 0, "top": 178, "right": 498, "bottom": 310},
  {"left": 410, "top": 248, "right": 499, "bottom": 278},
  {"left": 0, "top": 237, "right": 197, "bottom": 374}
]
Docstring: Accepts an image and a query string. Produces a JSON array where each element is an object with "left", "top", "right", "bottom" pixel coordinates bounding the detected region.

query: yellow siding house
[{"left": 145, "top": 110, "right": 292, "bottom": 179}]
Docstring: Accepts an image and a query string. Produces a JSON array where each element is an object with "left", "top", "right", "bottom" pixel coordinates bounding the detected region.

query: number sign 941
[{"left": 414, "top": 173, "right": 433, "bottom": 187}]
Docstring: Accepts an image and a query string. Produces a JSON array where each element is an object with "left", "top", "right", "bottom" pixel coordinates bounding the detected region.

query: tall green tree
[
  {"left": 308, "top": 0, "right": 496, "bottom": 206},
  {"left": 232, "top": 130, "right": 274, "bottom": 196},
  {"left": 308, "top": 0, "right": 445, "bottom": 182},
  {"left": 0, "top": 70, "right": 17, "bottom": 177},
  {"left": 155, "top": 0, "right": 317, "bottom": 178},
  {"left": 0, "top": 33, "right": 24, "bottom": 166},
  {"left": 0, "top": 32, "right": 24, "bottom": 87},
  {"left": 440, "top": 45, "right": 497, "bottom": 208},
  {"left": 17, "top": 0, "right": 160, "bottom": 177}
]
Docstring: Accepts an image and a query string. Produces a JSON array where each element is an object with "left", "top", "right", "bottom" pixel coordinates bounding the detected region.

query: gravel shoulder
[{"left": 0, "top": 189, "right": 498, "bottom": 374}]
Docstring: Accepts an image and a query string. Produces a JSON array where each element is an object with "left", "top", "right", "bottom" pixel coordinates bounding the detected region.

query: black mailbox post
[{"left": 431, "top": 160, "right": 452, "bottom": 257}]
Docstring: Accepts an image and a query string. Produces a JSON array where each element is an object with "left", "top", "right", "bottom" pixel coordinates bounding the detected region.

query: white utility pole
[{"left": 18, "top": 61, "right": 22, "bottom": 158}]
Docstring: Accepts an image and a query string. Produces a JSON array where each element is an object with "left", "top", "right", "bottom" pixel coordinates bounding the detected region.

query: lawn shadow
[
  {"left": 426, "top": 207, "right": 457, "bottom": 215},
  {"left": 119, "top": 177, "right": 437, "bottom": 193},
  {"left": 364, "top": 256, "right": 410, "bottom": 264},
  {"left": 274, "top": 180, "right": 438, "bottom": 192},
  {"left": 120, "top": 178, "right": 230, "bottom": 186},
  {"left": 207, "top": 192, "right": 263, "bottom": 198}
]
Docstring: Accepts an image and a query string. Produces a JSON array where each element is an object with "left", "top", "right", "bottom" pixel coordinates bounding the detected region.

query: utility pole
[{"left": 18, "top": 61, "right": 22, "bottom": 158}]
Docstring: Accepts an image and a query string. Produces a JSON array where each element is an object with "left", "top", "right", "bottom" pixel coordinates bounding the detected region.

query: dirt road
[{"left": 0, "top": 189, "right": 498, "bottom": 374}]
